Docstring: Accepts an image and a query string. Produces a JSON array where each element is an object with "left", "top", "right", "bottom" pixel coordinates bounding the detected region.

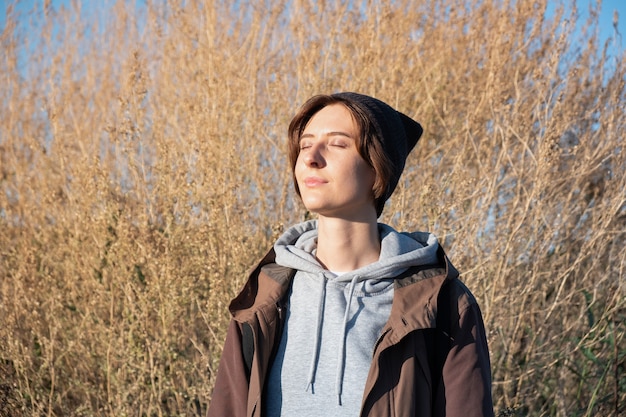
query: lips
[{"left": 303, "top": 176, "right": 327, "bottom": 187}]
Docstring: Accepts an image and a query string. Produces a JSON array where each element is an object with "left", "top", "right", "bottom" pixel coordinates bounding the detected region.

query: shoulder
[
  {"left": 439, "top": 277, "right": 478, "bottom": 316},
  {"left": 436, "top": 276, "right": 488, "bottom": 345},
  {"left": 430, "top": 245, "right": 480, "bottom": 316}
]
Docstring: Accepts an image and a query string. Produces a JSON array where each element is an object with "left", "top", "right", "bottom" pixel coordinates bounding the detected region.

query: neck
[{"left": 315, "top": 215, "right": 381, "bottom": 272}]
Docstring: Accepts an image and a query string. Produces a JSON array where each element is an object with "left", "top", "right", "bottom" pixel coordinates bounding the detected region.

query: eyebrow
[{"left": 299, "top": 131, "right": 355, "bottom": 140}]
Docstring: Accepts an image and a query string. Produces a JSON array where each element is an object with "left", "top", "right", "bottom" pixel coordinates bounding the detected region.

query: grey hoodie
[{"left": 265, "top": 220, "right": 439, "bottom": 416}]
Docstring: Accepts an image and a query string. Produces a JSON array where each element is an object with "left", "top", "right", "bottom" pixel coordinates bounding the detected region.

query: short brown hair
[{"left": 287, "top": 94, "right": 394, "bottom": 217}]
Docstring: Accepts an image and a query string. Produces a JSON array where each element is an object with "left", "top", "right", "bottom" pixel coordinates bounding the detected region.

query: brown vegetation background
[{"left": 1, "top": 0, "right": 624, "bottom": 415}]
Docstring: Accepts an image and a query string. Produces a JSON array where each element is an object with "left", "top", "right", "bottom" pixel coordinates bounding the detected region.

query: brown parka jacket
[{"left": 207, "top": 245, "right": 494, "bottom": 417}]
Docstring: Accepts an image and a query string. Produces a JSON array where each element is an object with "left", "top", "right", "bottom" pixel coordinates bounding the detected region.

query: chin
[{"left": 300, "top": 198, "right": 326, "bottom": 213}]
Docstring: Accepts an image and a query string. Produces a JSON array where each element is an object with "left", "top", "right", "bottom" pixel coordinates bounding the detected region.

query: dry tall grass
[{"left": 0, "top": 0, "right": 624, "bottom": 416}]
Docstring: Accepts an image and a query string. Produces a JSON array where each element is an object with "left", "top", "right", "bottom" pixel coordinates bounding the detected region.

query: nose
[{"left": 302, "top": 143, "right": 326, "bottom": 168}]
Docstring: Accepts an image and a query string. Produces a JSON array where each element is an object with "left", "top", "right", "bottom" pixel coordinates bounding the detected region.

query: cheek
[
  {"left": 359, "top": 164, "right": 376, "bottom": 189},
  {"left": 346, "top": 162, "right": 376, "bottom": 196},
  {"left": 294, "top": 154, "right": 303, "bottom": 169},
  {"left": 294, "top": 156, "right": 306, "bottom": 181}
]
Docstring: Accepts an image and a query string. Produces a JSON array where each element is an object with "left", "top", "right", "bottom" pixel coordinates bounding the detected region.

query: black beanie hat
[{"left": 331, "top": 92, "right": 423, "bottom": 204}]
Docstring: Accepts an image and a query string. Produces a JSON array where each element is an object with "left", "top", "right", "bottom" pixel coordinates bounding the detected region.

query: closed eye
[{"left": 330, "top": 140, "right": 348, "bottom": 148}]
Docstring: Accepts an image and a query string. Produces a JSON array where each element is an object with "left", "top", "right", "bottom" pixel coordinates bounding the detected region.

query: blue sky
[
  {"left": 579, "top": 0, "right": 624, "bottom": 50},
  {"left": 1, "top": 0, "right": 624, "bottom": 59}
]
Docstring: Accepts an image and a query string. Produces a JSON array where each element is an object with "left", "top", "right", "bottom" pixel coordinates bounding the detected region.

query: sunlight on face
[{"left": 295, "top": 104, "right": 376, "bottom": 219}]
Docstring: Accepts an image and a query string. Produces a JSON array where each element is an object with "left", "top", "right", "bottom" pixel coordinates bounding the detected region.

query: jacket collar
[
  {"left": 381, "top": 246, "right": 458, "bottom": 345},
  {"left": 229, "top": 248, "right": 293, "bottom": 322},
  {"left": 229, "top": 245, "right": 458, "bottom": 331}
]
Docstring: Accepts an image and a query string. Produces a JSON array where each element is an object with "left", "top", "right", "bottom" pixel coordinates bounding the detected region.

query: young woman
[{"left": 207, "top": 93, "right": 494, "bottom": 417}]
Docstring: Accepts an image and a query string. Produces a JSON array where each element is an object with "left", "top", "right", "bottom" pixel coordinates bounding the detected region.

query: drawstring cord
[
  {"left": 335, "top": 275, "right": 359, "bottom": 405},
  {"left": 306, "top": 273, "right": 327, "bottom": 392}
]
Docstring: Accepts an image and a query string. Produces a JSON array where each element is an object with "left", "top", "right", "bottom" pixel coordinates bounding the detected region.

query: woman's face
[{"left": 295, "top": 103, "right": 376, "bottom": 219}]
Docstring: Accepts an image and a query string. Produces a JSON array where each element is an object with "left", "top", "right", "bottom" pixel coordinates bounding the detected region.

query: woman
[{"left": 207, "top": 92, "right": 494, "bottom": 417}]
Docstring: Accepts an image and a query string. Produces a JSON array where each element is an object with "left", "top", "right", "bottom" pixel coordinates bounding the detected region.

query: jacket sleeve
[
  {"left": 440, "top": 296, "right": 494, "bottom": 417},
  {"left": 207, "top": 319, "right": 249, "bottom": 417}
]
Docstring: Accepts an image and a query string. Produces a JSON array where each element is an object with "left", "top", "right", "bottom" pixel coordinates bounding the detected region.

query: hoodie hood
[
  {"left": 274, "top": 220, "right": 439, "bottom": 282},
  {"left": 266, "top": 220, "right": 440, "bottom": 412}
]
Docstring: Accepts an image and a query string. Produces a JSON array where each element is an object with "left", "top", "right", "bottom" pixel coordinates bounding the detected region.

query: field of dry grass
[{"left": 0, "top": 0, "right": 624, "bottom": 415}]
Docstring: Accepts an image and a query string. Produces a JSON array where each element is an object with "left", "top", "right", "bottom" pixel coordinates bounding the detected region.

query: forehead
[{"left": 302, "top": 103, "right": 358, "bottom": 136}]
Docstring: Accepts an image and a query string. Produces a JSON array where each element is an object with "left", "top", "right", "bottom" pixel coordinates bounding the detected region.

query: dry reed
[{"left": 0, "top": 0, "right": 624, "bottom": 416}]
